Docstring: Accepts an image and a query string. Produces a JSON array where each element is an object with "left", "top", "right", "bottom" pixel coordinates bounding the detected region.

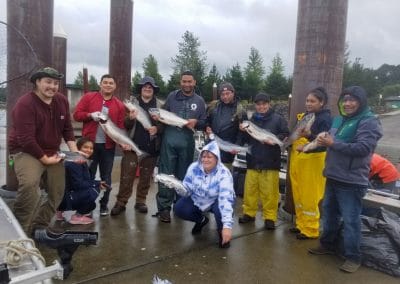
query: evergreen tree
[
  {"left": 88, "top": 75, "right": 99, "bottom": 91},
  {"left": 131, "top": 71, "right": 142, "bottom": 95},
  {"left": 244, "top": 47, "right": 265, "bottom": 101},
  {"left": 264, "top": 54, "right": 290, "bottom": 99},
  {"left": 73, "top": 71, "right": 84, "bottom": 88},
  {"left": 224, "top": 63, "right": 246, "bottom": 101},
  {"left": 142, "top": 54, "right": 167, "bottom": 97},
  {"left": 203, "top": 64, "right": 222, "bottom": 102},
  {"left": 171, "top": 30, "right": 208, "bottom": 95}
]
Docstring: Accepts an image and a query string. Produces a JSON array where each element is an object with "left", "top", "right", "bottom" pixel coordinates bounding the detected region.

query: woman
[
  {"left": 57, "top": 137, "right": 105, "bottom": 225},
  {"left": 174, "top": 141, "right": 235, "bottom": 248},
  {"left": 289, "top": 87, "right": 332, "bottom": 239}
]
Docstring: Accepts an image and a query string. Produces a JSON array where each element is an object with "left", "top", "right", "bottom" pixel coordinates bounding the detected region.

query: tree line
[{"left": 68, "top": 30, "right": 400, "bottom": 104}]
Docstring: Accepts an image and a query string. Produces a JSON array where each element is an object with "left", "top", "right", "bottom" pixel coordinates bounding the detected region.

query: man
[
  {"left": 155, "top": 70, "right": 207, "bottom": 223},
  {"left": 9, "top": 67, "right": 78, "bottom": 235},
  {"left": 205, "top": 82, "right": 247, "bottom": 164},
  {"left": 369, "top": 153, "right": 399, "bottom": 193},
  {"left": 309, "top": 86, "right": 382, "bottom": 273},
  {"left": 237, "top": 93, "right": 289, "bottom": 230},
  {"left": 111, "top": 76, "right": 163, "bottom": 215},
  {"left": 73, "top": 74, "right": 125, "bottom": 216},
  {"left": 174, "top": 141, "right": 235, "bottom": 248}
]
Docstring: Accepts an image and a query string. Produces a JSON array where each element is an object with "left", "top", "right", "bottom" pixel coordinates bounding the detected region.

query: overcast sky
[{"left": 1, "top": 0, "right": 399, "bottom": 84}]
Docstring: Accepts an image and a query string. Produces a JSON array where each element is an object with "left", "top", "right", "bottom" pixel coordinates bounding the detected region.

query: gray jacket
[{"left": 323, "top": 86, "right": 383, "bottom": 186}]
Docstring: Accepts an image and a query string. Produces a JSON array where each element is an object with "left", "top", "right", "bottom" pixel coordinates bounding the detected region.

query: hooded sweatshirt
[
  {"left": 182, "top": 141, "right": 235, "bottom": 229},
  {"left": 323, "top": 86, "right": 383, "bottom": 186}
]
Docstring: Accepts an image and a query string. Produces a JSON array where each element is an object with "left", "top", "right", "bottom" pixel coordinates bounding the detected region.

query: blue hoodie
[
  {"left": 324, "top": 86, "right": 383, "bottom": 186},
  {"left": 182, "top": 141, "right": 235, "bottom": 229}
]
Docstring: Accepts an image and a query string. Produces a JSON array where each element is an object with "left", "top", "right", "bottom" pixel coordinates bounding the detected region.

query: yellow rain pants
[
  {"left": 290, "top": 137, "right": 326, "bottom": 238},
  {"left": 242, "top": 169, "right": 280, "bottom": 221}
]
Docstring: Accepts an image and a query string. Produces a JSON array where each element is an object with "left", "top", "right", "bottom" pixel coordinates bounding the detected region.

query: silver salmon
[
  {"left": 154, "top": 173, "right": 188, "bottom": 196},
  {"left": 211, "top": 134, "right": 250, "bottom": 154},
  {"left": 57, "top": 151, "right": 88, "bottom": 162},
  {"left": 302, "top": 132, "right": 327, "bottom": 153},
  {"left": 284, "top": 112, "right": 315, "bottom": 148},
  {"left": 241, "top": 120, "right": 283, "bottom": 147},
  {"left": 123, "top": 98, "right": 153, "bottom": 129},
  {"left": 98, "top": 114, "right": 148, "bottom": 160},
  {"left": 148, "top": 108, "right": 189, "bottom": 129}
]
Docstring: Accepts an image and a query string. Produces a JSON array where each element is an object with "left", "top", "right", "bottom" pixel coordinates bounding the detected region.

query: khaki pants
[
  {"left": 13, "top": 152, "right": 65, "bottom": 235},
  {"left": 116, "top": 151, "right": 157, "bottom": 206}
]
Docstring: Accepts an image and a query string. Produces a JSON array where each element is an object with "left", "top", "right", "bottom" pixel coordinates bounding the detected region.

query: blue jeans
[
  {"left": 174, "top": 196, "right": 223, "bottom": 231},
  {"left": 89, "top": 143, "right": 115, "bottom": 209},
  {"left": 320, "top": 179, "right": 367, "bottom": 263}
]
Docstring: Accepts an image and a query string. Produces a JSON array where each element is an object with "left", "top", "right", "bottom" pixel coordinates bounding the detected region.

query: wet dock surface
[{"left": 24, "top": 163, "right": 395, "bottom": 284}]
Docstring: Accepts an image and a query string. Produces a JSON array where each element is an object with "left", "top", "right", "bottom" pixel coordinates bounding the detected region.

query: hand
[
  {"left": 316, "top": 132, "right": 333, "bottom": 147},
  {"left": 296, "top": 145, "right": 305, "bottom": 152},
  {"left": 221, "top": 228, "right": 232, "bottom": 245},
  {"left": 121, "top": 144, "right": 132, "bottom": 151},
  {"left": 239, "top": 123, "right": 246, "bottom": 131},
  {"left": 263, "top": 139, "right": 276, "bottom": 145},
  {"left": 150, "top": 114, "right": 160, "bottom": 121},
  {"left": 205, "top": 126, "right": 213, "bottom": 135},
  {"left": 90, "top": 111, "right": 102, "bottom": 122},
  {"left": 148, "top": 126, "right": 158, "bottom": 136},
  {"left": 100, "top": 181, "right": 111, "bottom": 190},
  {"left": 128, "top": 110, "right": 137, "bottom": 120},
  {"left": 41, "top": 154, "right": 62, "bottom": 165},
  {"left": 298, "top": 127, "right": 311, "bottom": 138},
  {"left": 230, "top": 149, "right": 239, "bottom": 155},
  {"left": 185, "top": 119, "right": 197, "bottom": 130}
]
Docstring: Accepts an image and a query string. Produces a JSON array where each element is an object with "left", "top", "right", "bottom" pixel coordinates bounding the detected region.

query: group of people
[{"left": 8, "top": 66, "right": 387, "bottom": 272}]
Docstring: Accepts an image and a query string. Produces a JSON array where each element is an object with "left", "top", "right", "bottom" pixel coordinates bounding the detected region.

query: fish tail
[{"left": 137, "top": 151, "right": 150, "bottom": 162}]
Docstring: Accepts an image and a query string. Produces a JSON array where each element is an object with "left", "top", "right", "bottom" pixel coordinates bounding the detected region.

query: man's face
[
  {"left": 180, "top": 75, "right": 196, "bottom": 95},
  {"left": 35, "top": 77, "right": 60, "bottom": 99},
  {"left": 255, "top": 101, "right": 270, "bottom": 114},
  {"left": 201, "top": 151, "right": 218, "bottom": 173},
  {"left": 141, "top": 84, "right": 154, "bottom": 100},
  {"left": 220, "top": 90, "right": 235, "bottom": 104},
  {"left": 342, "top": 95, "right": 360, "bottom": 116},
  {"left": 100, "top": 77, "right": 116, "bottom": 95}
]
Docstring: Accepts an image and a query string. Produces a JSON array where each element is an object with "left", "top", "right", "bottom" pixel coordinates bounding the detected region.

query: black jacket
[{"left": 245, "top": 109, "right": 289, "bottom": 170}]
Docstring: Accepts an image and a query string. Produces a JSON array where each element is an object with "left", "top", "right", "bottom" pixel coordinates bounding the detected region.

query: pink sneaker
[
  {"left": 55, "top": 211, "right": 64, "bottom": 221},
  {"left": 69, "top": 214, "right": 94, "bottom": 225}
]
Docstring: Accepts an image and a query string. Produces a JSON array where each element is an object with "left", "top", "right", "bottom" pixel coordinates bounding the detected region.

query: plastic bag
[{"left": 360, "top": 207, "right": 400, "bottom": 277}]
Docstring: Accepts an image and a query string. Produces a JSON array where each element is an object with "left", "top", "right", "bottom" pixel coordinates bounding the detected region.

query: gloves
[{"left": 90, "top": 111, "right": 102, "bottom": 122}]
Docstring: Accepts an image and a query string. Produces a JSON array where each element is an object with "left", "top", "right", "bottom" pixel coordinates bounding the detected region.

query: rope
[{"left": 0, "top": 239, "right": 45, "bottom": 267}]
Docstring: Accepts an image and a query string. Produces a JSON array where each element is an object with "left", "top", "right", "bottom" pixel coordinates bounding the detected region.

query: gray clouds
[{"left": 1, "top": 0, "right": 399, "bottom": 83}]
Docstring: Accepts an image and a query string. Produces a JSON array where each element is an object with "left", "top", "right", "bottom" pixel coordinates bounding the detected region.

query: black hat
[
  {"left": 218, "top": 82, "right": 235, "bottom": 94},
  {"left": 135, "top": 76, "right": 160, "bottom": 94},
  {"left": 254, "top": 92, "right": 271, "bottom": 103},
  {"left": 30, "top": 67, "right": 64, "bottom": 83}
]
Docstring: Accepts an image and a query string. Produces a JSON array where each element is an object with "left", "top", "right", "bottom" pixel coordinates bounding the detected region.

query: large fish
[
  {"left": 154, "top": 173, "right": 188, "bottom": 196},
  {"left": 148, "top": 108, "right": 189, "bottom": 129},
  {"left": 283, "top": 112, "right": 315, "bottom": 149},
  {"left": 98, "top": 114, "right": 148, "bottom": 160},
  {"left": 57, "top": 151, "right": 88, "bottom": 162},
  {"left": 302, "top": 132, "right": 327, "bottom": 153},
  {"left": 241, "top": 120, "right": 284, "bottom": 148},
  {"left": 123, "top": 98, "right": 153, "bottom": 129},
  {"left": 211, "top": 134, "right": 250, "bottom": 154}
]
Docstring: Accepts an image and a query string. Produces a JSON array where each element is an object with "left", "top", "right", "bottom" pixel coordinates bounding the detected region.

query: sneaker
[
  {"left": 55, "top": 211, "right": 64, "bottom": 221},
  {"left": 289, "top": 227, "right": 300, "bottom": 234},
  {"left": 159, "top": 210, "right": 171, "bottom": 223},
  {"left": 191, "top": 216, "right": 209, "bottom": 235},
  {"left": 264, "top": 219, "right": 275, "bottom": 230},
  {"left": 308, "top": 245, "right": 335, "bottom": 255},
  {"left": 69, "top": 214, "right": 94, "bottom": 225},
  {"left": 339, "top": 260, "right": 361, "bottom": 273},
  {"left": 100, "top": 207, "right": 109, "bottom": 216},
  {"left": 111, "top": 204, "right": 126, "bottom": 216},
  {"left": 134, "top": 203, "right": 148, "bottom": 214},
  {"left": 238, "top": 214, "right": 256, "bottom": 223}
]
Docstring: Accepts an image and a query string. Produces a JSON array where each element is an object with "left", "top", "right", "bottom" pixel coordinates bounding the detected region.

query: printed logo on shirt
[
  {"left": 60, "top": 115, "right": 65, "bottom": 120},
  {"left": 190, "top": 103, "right": 197, "bottom": 111}
]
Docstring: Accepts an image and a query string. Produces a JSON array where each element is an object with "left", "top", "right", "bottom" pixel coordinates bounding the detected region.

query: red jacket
[
  {"left": 369, "top": 153, "right": 400, "bottom": 183},
  {"left": 8, "top": 92, "right": 75, "bottom": 159},
  {"left": 73, "top": 92, "right": 126, "bottom": 149}
]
